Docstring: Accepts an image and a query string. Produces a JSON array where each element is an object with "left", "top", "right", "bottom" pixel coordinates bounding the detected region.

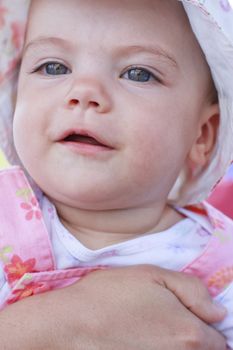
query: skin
[
  {"left": 5, "top": 0, "right": 226, "bottom": 349},
  {"left": 14, "top": 0, "right": 219, "bottom": 250},
  {"left": 0, "top": 266, "right": 227, "bottom": 349}
]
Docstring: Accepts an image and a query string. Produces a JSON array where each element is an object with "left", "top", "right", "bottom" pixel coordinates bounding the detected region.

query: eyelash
[
  {"left": 32, "top": 61, "right": 71, "bottom": 75},
  {"left": 120, "top": 66, "right": 161, "bottom": 83},
  {"left": 31, "top": 62, "right": 162, "bottom": 84}
]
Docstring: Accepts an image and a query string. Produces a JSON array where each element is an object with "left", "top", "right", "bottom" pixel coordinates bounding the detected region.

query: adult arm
[{"left": 0, "top": 265, "right": 227, "bottom": 350}]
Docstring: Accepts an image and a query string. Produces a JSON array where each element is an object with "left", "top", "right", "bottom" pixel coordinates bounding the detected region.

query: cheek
[
  {"left": 125, "top": 123, "right": 170, "bottom": 187},
  {"left": 127, "top": 111, "right": 174, "bottom": 165},
  {"left": 13, "top": 105, "right": 29, "bottom": 150},
  {"left": 13, "top": 100, "right": 42, "bottom": 162},
  {"left": 124, "top": 106, "right": 191, "bottom": 192}
]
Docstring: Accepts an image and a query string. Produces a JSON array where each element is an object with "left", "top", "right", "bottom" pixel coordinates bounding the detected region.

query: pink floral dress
[
  {"left": 0, "top": 166, "right": 104, "bottom": 309},
  {"left": 0, "top": 166, "right": 233, "bottom": 309}
]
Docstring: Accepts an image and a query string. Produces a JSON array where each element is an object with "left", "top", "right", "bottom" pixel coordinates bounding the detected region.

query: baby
[{"left": 0, "top": 0, "right": 233, "bottom": 347}]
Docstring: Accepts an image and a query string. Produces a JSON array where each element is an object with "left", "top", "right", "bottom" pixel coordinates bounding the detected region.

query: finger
[{"left": 150, "top": 267, "right": 227, "bottom": 324}]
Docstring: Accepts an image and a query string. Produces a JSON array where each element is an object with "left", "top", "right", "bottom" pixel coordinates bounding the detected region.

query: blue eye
[
  {"left": 35, "top": 62, "right": 71, "bottom": 75},
  {"left": 121, "top": 67, "right": 156, "bottom": 82}
]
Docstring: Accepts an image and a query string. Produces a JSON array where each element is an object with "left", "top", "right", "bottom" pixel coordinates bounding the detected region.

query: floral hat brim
[
  {"left": 0, "top": 0, "right": 233, "bottom": 206},
  {"left": 0, "top": 0, "right": 29, "bottom": 165}
]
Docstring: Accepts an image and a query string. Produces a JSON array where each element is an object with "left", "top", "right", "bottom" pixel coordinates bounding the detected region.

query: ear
[{"left": 188, "top": 103, "right": 219, "bottom": 169}]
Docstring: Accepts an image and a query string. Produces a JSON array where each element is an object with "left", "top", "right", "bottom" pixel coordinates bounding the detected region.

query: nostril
[
  {"left": 68, "top": 98, "right": 100, "bottom": 109},
  {"left": 69, "top": 99, "right": 79, "bottom": 107},
  {"left": 89, "top": 101, "right": 99, "bottom": 108}
]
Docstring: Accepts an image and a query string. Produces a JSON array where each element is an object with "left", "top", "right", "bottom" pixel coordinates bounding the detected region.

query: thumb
[{"left": 152, "top": 267, "right": 227, "bottom": 324}]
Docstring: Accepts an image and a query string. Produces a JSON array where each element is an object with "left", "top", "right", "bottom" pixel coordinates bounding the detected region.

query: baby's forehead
[
  {"left": 26, "top": 0, "right": 188, "bottom": 28},
  {"left": 25, "top": 0, "right": 208, "bottom": 74},
  {"left": 25, "top": 0, "right": 195, "bottom": 51}
]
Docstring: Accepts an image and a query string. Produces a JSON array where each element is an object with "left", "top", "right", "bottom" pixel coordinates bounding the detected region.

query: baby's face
[{"left": 13, "top": 0, "right": 213, "bottom": 210}]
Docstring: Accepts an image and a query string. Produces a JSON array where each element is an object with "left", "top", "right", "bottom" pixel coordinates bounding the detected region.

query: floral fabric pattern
[
  {"left": 4, "top": 255, "right": 36, "bottom": 284},
  {"left": 0, "top": 167, "right": 105, "bottom": 307},
  {"left": 0, "top": 1, "right": 29, "bottom": 84},
  {"left": 20, "top": 197, "right": 42, "bottom": 221}
]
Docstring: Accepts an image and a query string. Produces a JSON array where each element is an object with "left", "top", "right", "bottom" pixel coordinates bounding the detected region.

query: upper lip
[{"left": 57, "top": 128, "right": 115, "bottom": 149}]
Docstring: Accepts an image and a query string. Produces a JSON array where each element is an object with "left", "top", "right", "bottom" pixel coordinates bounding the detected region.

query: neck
[{"left": 51, "top": 200, "right": 183, "bottom": 250}]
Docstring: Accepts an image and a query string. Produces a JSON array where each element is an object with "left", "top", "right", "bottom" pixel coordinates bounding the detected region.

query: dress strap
[
  {"left": 178, "top": 202, "right": 233, "bottom": 297},
  {"left": 0, "top": 167, "right": 104, "bottom": 310},
  {"left": 0, "top": 166, "right": 55, "bottom": 283}
]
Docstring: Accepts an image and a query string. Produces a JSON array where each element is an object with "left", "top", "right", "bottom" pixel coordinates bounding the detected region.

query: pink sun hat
[{"left": 0, "top": 0, "right": 232, "bottom": 206}]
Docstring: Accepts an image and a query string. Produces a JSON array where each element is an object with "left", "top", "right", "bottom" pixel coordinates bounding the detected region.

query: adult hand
[{"left": 0, "top": 265, "right": 226, "bottom": 350}]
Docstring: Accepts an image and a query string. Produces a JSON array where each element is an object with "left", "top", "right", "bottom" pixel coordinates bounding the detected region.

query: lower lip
[{"left": 59, "top": 141, "right": 114, "bottom": 156}]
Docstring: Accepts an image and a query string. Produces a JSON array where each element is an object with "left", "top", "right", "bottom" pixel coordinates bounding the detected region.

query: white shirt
[{"left": 42, "top": 196, "right": 233, "bottom": 349}]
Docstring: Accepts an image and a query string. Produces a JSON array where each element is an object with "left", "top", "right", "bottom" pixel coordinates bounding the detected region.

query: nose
[{"left": 65, "top": 79, "right": 112, "bottom": 113}]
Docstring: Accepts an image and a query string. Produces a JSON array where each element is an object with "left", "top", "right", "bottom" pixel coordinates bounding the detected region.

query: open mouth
[
  {"left": 64, "top": 134, "right": 104, "bottom": 146},
  {"left": 61, "top": 131, "right": 113, "bottom": 149}
]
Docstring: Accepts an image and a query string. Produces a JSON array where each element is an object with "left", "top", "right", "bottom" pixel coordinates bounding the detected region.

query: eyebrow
[
  {"left": 23, "top": 36, "right": 72, "bottom": 54},
  {"left": 117, "top": 45, "right": 179, "bottom": 69},
  {"left": 23, "top": 37, "right": 178, "bottom": 69}
]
